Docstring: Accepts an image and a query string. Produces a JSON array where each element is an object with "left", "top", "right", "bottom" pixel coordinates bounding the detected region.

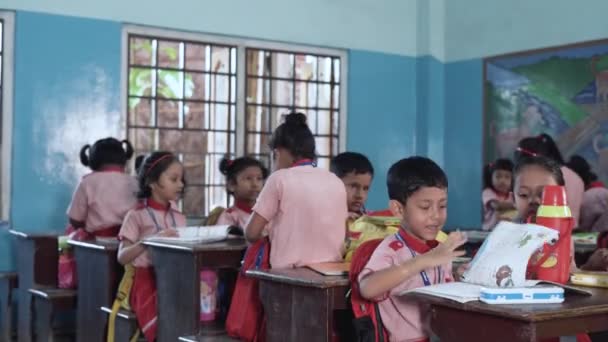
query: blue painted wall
[
  {"left": 347, "top": 50, "right": 418, "bottom": 210},
  {"left": 0, "top": 12, "right": 122, "bottom": 270}
]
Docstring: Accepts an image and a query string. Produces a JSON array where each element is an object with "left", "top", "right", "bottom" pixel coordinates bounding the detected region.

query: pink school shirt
[
  {"left": 217, "top": 202, "right": 253, "bottom": 228},
  {"left": 359, "top": 233, "right": 452, "bottom": 342},
  {"left": 561, "top": 166, "right": 584, "bottom": 227},
  {"left": 482, "top": 188, "right": 514, "bottom": 231},
  {"left": 579, "top": 187, "right": 608, "bottom": 232},
  {"left": 118, "top": 199, "right": 187, "bottom": 268},
  {"left": 252, "top": 165, "right": 348, "bottom": 269},
  {"left": 67, "top": 170, "right": 138, "bottom": 232}
]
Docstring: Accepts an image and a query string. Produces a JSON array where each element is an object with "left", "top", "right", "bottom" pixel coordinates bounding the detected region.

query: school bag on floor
[
  {"left": 344, "top": 216, "right": 400, "bottom": 262},
  {"left": 349, "top": 239, "right": 389, "bottom": 342},
  {"left": 226, "top": 237, "right": 270, "bottom": 341}
]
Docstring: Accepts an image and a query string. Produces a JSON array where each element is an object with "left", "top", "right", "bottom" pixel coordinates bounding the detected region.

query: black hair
[
  {"left": 219, "top": 156, "right": 269, "bottom": 195},
  {"left": 330, "top": 152, "right": 374, "bottom": 178},
  {"left": 80, "top": 138, "right": 134, "bottom": 171},
  {"left": 268, "top": 112, "right": 316, "bottom": 160},
  {"left": 513, "top": 155, "right": 565, "bottom": 186},
  {"left": 135, "top": 155, "right": 145, "bottom": 175},
  {"left": 387, "top": 156, "right": 448, "bottom": 203},
  {"left": 483, "top": 158, "right": 514, "bottom": 190},
  {"left": 137, "top": 151, "right": 181, "bottom": 199},
  {"left": 515, "top": 134, "right": 564, "bottom": 165},
  {"left": 566, "top": 155, "right": 597, "bottom": 187}
]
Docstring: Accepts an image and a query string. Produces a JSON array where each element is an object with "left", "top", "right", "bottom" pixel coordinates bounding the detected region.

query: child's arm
[
  {"left": 490, "top": 200, "right": 516, "bottom": 211},
  {"left": 69, "top": 218, "right": 85, "bottom": 229},
  {"left": 117, "top": 229, "right": 178, "bottom": 265},
  {"left": 245, "top": 212, "right": 268, "bottom": 243},
  {"left": 359, "top": 232, "right": 466, "bottom": 300}
]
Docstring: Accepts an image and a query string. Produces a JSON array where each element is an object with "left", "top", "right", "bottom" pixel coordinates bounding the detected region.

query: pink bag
[{"left": 58, "top": 252, "right": 77, "bottom": 289}]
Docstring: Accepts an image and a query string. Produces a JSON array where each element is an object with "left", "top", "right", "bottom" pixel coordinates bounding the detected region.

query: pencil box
[
  {"left": 479, "top": 286, "right": 564, "bottom": 304},
  {"left": 571, "top": 271, "right": 608, "bottom": 288}
]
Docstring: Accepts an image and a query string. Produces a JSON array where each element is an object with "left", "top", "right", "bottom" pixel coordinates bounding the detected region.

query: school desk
[
  {"left": 0, "top": 272, "right": 17, "bottom": 341},
  {"left": 246, "top": 267, "right": 350, "bottom": 342},
  {"left": 408, "top": 286, "right": 608, "bottom": 342},
  {"left": 68, "top": 238, "right": 122, "bottom": 342},
  {"left": 9, "top": 229, "right": 60, "bottom": 342},
  {"left": 143, "top": 239, "right": 247, "bottom": 342}
]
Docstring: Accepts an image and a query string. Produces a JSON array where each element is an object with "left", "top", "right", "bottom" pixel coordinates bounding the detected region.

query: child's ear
[
  {"left": 227, "top": 180, "right": 237, "bottom": 193},
  {"left": 388, "top": 200, "right": 404, "bottom": 218}
]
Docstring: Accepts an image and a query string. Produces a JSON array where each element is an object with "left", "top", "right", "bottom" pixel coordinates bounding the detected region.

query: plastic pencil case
[
  {"left": 479, "top": 286, "right": 564, "bottom": 304},
  {"left": 571, "top": 271, "right": 608, "bottom": 288}
]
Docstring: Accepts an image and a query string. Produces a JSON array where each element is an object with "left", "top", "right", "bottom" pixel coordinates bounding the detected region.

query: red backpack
[
  {"left": 226, "top": 237, "right": 270, "bottom": 341},
  {"left": 349, "top": 239, "right": 389, "bottom": 342}
]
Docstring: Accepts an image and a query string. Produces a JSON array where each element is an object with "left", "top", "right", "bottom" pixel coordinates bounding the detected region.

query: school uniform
[
  {"left": 359, "top": 230, "right": 452, "bottom": 342},
  {"left": 482, "top": 188, "right": 514, "bottom": 231},
  {"left": 252, "top": 161, "right": 348, "bottom": 269},
  {"left": 217, "top": 200, "right": 253, "bottom": 228},
  {"left": 67, "top": 166, "right": 138, "bottom": 236},
  {"left": 118, "top": 198, "right": 187, "bottom": 342}
]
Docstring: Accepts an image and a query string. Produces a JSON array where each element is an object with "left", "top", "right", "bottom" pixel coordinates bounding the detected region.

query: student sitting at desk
[
  {"left": 67, "top": 137, "right": 138, "bottom": 239},
  {"left": 330, "top": 152, "right": 374, "bottom": 222},
  {"left": 117, "top": 152, "right": 187, "bottom": 342},
  {"left": 358, "top": 156, "right": 467, "bottom": 342},
  {"left": 482, "top": 158, "right": 516, "bottom": 231},
  {"left": 567, "top": 155, "right": 608, "bottom": 233},
  {"left": 245, "top": 112, "right": 347, "bottom": 268},
  {"left": 217, "top": 156, "right": 268, "bottom": 228}
]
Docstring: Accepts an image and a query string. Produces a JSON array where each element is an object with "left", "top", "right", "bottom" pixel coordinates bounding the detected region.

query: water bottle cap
[{"left": 541, "top": 185, "right": 568, "bottom": 207}]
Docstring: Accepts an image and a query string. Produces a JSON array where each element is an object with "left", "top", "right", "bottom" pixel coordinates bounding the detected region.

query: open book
[
  {"left": 144, "top": 225, "right": 243, "bottom": 244},
  {"left": 403, "top": 222, "right": 591, "bottom": 303},
  {"left": 307, "top": 262, "right": 350, "bottom": 276}
]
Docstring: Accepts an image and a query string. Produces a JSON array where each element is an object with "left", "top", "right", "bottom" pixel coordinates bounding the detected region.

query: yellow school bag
[
  {"left": 107, "top": 264, "right": 140, "bottom": 342},
  {"left": 344, "top": 216, "right": 449, "bottom": 262}
]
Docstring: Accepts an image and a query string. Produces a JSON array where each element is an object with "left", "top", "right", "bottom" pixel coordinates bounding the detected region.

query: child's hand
[
  {"left": 583, "top": 248, "right": 608, "bottom": 271},
  {"left": 156, "top": 229, "right": 179, "bottom": 238},
  {"left": 456, "top": 262, "right": 470, "bottom": 281},
  {"left": 424, "top": 231, "right": 467, "bottom": 267}
]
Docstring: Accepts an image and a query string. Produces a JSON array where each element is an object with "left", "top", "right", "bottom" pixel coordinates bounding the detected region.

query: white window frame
[
  {"left": 120, "top": 25, "right": 348, "bottom": 158},
  {"left": 0, "top": 11, "right": 14, "bottom": 221}
]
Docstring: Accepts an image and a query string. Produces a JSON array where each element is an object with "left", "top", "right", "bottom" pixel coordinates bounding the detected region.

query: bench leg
[
  {"left": 0, "top": 280, "right": 12, "bottom": 342},
  {"left": 115, "top": 317, "right": 139, "bottom": 342},
  {"left": 32, "top": 298, "right": 54, "bottom": 342}
]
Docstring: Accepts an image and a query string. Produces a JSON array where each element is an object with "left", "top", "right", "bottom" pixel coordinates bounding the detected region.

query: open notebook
[
  {"left": 402, "top": 222, "right": 591, "bottom": 303},
  {"left": 144, "top": 225, "right": 243, "bottom": 244}
]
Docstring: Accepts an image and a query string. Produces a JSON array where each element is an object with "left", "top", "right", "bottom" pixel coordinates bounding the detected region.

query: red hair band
[
  {"left": 145, "top": 154, "right": 175, "bottom": 177},
  {"left": 516, "top": 147, "right": 538, "bottom": 157}
]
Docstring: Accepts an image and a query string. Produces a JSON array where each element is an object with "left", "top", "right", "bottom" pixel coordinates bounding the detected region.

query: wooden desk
[
  {"left": 247, "top": 268, "right": 350, "bottom": 342},
  {"left": 9, "top": 230, "right": 60, "bottom": 342},
  {"left": 69, "top": 239, "right": 122, "bottom": 342},
  {"left": 144, "top": 239, "right": 247, "bottom": 342},
  {"left": 408, "top": 287, "right": 608, "bottom": 342}
]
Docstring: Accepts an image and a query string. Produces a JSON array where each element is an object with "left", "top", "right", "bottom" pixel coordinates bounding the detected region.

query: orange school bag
[
  {"left": 349, "top": 239, "right": 389, "bottom": 342},
  {"left": 226, "top": 237, "right": 270, "bottom": 341}
]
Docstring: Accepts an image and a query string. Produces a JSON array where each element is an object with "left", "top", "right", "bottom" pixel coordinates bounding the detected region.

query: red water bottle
[{"left": 533, "top": 185, "right": 573, "bottom": 284}]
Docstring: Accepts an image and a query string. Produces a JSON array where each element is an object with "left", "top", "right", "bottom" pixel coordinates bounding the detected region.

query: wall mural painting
[{"left": 484, "top": 40, "right": 608, "bottom": 182}]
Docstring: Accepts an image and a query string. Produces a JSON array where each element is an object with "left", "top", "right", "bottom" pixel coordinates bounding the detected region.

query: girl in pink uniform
[{"left": 67, "top": 138, "right": 138, "bottom": 239}]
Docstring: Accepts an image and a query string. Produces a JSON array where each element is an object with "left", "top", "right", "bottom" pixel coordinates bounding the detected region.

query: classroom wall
[{"left": 2, "top": 0, "right": 608, "bottom": 269}]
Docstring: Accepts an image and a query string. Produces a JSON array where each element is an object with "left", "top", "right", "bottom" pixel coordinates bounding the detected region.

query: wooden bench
[
  {"left": 29, "top": 288, "right": 76, "bottom": 341},
  {"left": 101, "top": 306, "right": 142, "bottom": 342},
  {"left": 0, "top": 272, "right": 17, "bottom": 341}
]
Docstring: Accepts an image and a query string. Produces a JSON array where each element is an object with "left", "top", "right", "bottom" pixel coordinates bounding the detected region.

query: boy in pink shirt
[
  {"left": 246, "top": 112, "right": 347, "bottom": 268},
  {"left": 358, "top": 157, "right": 466, "bottom": 342}
]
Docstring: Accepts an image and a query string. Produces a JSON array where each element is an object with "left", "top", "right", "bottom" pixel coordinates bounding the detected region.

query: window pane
[
  {"left": 184, "top": 101, "right": 204, "bottom": 129},
  {"left": 157, "top": 69, "right": 184, "bottom": 99},
  {"left": 183, "top": 186, "right": 205, "bottom": 217},
  {"left": 295, "top": 82, "right": 317, "bottom": 108},
  {"left": 209, "top": 75, "right": 230, "bottom": 102},
  {"left": 209, "top": 104, "right": 230, "bottom": 131},
  {"left": 157, "top": 100, "right": 180, "bottom": 128},
  {"left": 318, "top": 56, "right": 332, "bottom": 82},
  {"left": 159, "top": 129, "right": 206, "bottom": 153},
  {"left": 129, "top": 128, "right": 157, "bottom": 151},
  {"left": 129, "top": 67, "right": 154, "bottom": 97},
  {"left": 246, "top": 105, "right": 271, "bottom": 133},
  {"left": 271, "top": 80, "right": 293, "bottom": 106},
  {"left": 271, "top": 53, "right": 293, "bottom": 79},
  {"left": 185, "top": 72, "right": 205, "bottom": 100},
  {"left": 185, "top": 43, "right": 206, "bottom": 71},
  {"left": 130, "top": 37, "right": 154, "bottom": 66},
  {"left": 158, "top": 40, "right": 181, "bottom": 68},
  {"left": 211, "top": 47, "right": 230, "bottom": 73},
  {"left": 129, "top": 97, "right": 154, "bottom": 127},
  {"left": 246, "top": 77, "right": 270, "bottom": 104},
  {"left": 296, "top": 55, "right": 316, "bottom": 81},
  {"left": 183, "top": 154, "right": 205, "bottom": 185}
]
